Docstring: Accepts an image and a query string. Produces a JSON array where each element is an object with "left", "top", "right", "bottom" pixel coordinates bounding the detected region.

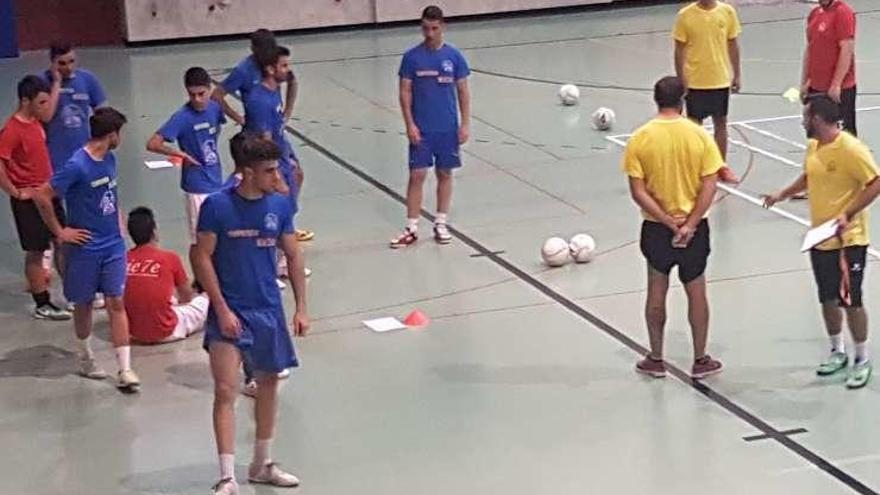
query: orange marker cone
[{"left": 403, "top": 309, "right": 430, "bottom": 328}]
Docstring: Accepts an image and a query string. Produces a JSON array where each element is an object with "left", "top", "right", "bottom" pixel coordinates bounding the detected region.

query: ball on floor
[{"left": 542, "top": 237, "right": 571, "bottom": 267}]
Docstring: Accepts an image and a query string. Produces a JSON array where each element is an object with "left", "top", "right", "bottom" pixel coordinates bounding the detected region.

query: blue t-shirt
[
  {"left": 221, "top": 55, "right": 263, "bottom": 101},
  {"left": 244, "top": 84, "right": 294, "bottom": 169},
  {"left": 398, "top": 43, "right": 469, "bottom": 133},
  {"left": 42, "top": 69, "right": 107, "bottom": 170},
  {"left": 158, "top": 101, "right": 227, "bottom": 194},
  {"left": 51, "top": 148, "right": 123, "bottom": 252},
  {"left": 197, "top": 188, "right": 295, "bottom": 310}
]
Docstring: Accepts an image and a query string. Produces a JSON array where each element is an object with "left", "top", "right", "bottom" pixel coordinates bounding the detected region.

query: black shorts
[
  {"left": 685, "top": 88, "right": 730, "bottom": 122},
  {"left": 640, "top": 219, "right": 710, "bottom": 284},
  {"left": 10, "top": 196, "right": 65, "bottom": 252},
  {"left": 808, "top": 86, "right": 857, "bottom": 137},
  {"left": 810, "top": 246, "right": 866, "bottom": 308}
]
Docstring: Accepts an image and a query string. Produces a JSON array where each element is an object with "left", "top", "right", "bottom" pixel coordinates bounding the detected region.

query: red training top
[
  {"left": 807, "top": 0, "right": 856, "bottom": 91},
  {"left": 124, "top": 244, "right": 188, "bottom": 343},
  {"left": 0, "top": 115, "right": 52, "bottom": 188}
]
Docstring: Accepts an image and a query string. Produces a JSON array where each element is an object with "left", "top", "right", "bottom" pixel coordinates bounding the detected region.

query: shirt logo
[
  {"left": 194, "top": 122, "right": 211, "bottom": 131},
  {"left": 91, "top": 176, "right": 110, "bottom": 188},
  {"left": 264, "top": 213, "right": 279, "bottom": 232},
  {"left": 61, "top": 104, "right": 85, "bottom": 129},
  {"left": 202, "top": 139, "right": 219, "bottom": 165},
  {"left": 72, "top": 93, "right": 89, "bottom": 101},
  {"left": 441, "top": 60, "right": 454, "bottom": 73},
  {"left": 127, "top": 259, "right": 162, "bottom": 277},
  {"left": 100, "top": 190, "right": 116, "bottom": 216},
  {"left": 227, "top": 229, "right": 259, "bottom": 238},
  {"left": 416, "top": 70, "right": 440, "bottom": 77}
]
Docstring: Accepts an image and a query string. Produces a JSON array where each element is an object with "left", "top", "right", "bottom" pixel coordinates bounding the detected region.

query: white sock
[
  {"left": 115, "top": 346, "right": 131, "bottom": 372},
  {"left": 435, "top": 213, "right": 448, "bottom": 225},
  {"left": 219, "top": 453, "right": 235, "bottom": 480},
  {"left": 855, "top": 341, "right": 870, "bottom": 364},
  {"left": 75, "top": 336, "right": 94, "bottom": 360},
  {"left": 252, "top": 438, "right": 272, "bottom": 467},
  {"left": 406, "top": 218, "right": 419, "bottom": 232},
  {"left": 830, "top": 333, "right": 845, "bottom": 354}
]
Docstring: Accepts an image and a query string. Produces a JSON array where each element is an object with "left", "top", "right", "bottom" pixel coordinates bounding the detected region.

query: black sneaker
[{"left": 33, "top": 303, "right": 72, "bottom": 321}]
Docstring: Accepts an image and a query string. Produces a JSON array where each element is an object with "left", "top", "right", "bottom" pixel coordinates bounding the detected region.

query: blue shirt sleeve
[
  {"left": 244, "top": 94, "right": 273, "bottom": 135},
  {"left": 50, "top": 160, "right": 83, "bottom": 197},
  {"left": 279, "top": 200, "right": 295, "bottom": 236},
  {"left": 197, "top": 195, "right": 221, "bottom": 234},
  {"left": 398, "top": 52, "right": 415, "bottom": 80},
  {"left": 85, "top": 72, "right": 107, "bottom": 107},
  {"left": 454, "top": 50, "right": 470, "bottom": 80},
  {"left": 157, "top": 110, "right": 186, "bottom": 142},
  {"left": 221, "top": 65, "right": 246, "bottom": 95}
]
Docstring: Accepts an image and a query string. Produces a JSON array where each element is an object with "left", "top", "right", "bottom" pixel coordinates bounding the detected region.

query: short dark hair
[
  {"left": 127, "top": 206, "right": 156, "bottom": 246},
  {"left": 653, "top": 76, "right": 685, "bottom": 109},
  {"left": 238, "top": 134, "right": 281, "bottom": 168},
  {"left": 805, "top": 94, "right": 841, "bottom": 125},
  {"left": 49, "top": 41, "right": 73, "bottom": 60},
  {"left": 257, "top": 45, "right": 290, "bottom": 76},
  {"left": 90, "top": 107, "right": 127, "bottom": 139},
  {"left": 422, "top": 5, "right": 444, "bottom": 21},
  {"left": 250, "top": 29, "right": 277, "bottom": 56},
  {"left": 18, "top": 75, "right": 51, "bottom": 101},
  {"left": 184, "top": 67, "right": 211, "bottom": 88},
  {"left": 229, "top": 131, "right": 250, "bottom": 166}
]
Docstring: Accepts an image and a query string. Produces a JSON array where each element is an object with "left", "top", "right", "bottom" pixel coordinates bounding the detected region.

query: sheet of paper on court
[
  {"left": 363, "top": 317, "right": 407, "bottom": 333},
  {"left": 801, "top": 219, "right": 839, "bottom": 252},
  {"left": 144, "top": 160, "right": 175, "bottom": 170}
]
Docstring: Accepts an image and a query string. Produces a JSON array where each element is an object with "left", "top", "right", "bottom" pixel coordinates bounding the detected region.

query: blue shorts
[
  {"left": 204, "top": 305, "right": 298, "bottom": 374},
  {"left": 63, "top": 241, "right": 127, "bottom": 304},
  {"left": 409, "top": 131, "right": 461, "bottom": 170}
]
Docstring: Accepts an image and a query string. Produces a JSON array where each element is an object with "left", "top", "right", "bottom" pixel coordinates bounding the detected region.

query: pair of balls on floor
[
  {"left": 542, "top": 234, "right": 596, "bottom": 267},
  {"left": 558, "top": 84, "right": 615, "bottom": 131}
]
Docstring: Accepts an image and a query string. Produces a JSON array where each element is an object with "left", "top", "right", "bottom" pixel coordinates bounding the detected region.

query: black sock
[{"left": 32, "top": 291, "right": 50, "bottom": 307}]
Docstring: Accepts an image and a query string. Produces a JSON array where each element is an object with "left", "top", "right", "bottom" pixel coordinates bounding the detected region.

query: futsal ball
[
  {"left": 558, "top": 84, "right": 580, "bottom": 106},
  {"left": 569, "top": 234, "right": 597, "bottom": 263},
  {"left": 591, "top": 107, "right": 616, "bottom": 131},
  {"left": 542, "top": 237, "right": 571, "bottom": 267}
]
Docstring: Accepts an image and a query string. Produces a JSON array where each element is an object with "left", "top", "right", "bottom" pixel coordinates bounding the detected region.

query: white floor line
[
  {"left": 732, "top": 122, "right": 808, "bottom": 150},
  {"left": 732, "top": 105, "right": 880, "bottom": 126},
  {"left": 729, "top": 138, "right": 802, "bottom": 168},
  {"left": 604, "top": 135, "right": 880, "bottom": 260}
]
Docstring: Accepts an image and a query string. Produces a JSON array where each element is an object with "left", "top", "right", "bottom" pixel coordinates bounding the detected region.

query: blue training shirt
[
  {"left": 50, "top": 148, "right": 124, "bottom": 252},
  {"left": 244, "top": 84, "right": 294, "bottom": 168},
  {"left": 197, "top": 187, "right": 295, "bottom": 310},
  {"left": 221, "top": 55, "right": 263, "bottom": 101},
  {"left": 158, "top": 101, "right": 227, "bottom": 194},
  {"left": 398, "top": 43, "right": 469, "bottom": 133},
  {"left": 42, "top": 69, "right": 107, "bottom": 170}
]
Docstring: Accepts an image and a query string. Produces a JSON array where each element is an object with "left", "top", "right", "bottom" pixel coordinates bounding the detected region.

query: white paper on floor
[
  {"left": 363, "top": 317, "right": 407, "bottom": 333},
  {"left": 145, "top": 160, "right": 175, "bottom": 170}
]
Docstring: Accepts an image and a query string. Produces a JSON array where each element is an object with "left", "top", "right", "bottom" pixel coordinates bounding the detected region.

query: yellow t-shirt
[
  {"left": 806, "top": 132, "right": 880, "bottom": 250},
  {"left": 622, "top": 117, "right": 723, "bottom": 222},
  {"left": 673, "top": 2, "right": 742, "bottom": 90}
]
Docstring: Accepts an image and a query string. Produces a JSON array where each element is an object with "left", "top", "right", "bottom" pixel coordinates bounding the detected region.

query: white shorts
[
  {"left": 185, "top": 193, "right": 210, "bottom": 244},
  {"left": 164, "top": 294, "right": 210, "bottom": 342}
]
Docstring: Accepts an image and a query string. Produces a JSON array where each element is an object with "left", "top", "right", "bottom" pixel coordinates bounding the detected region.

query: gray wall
[{"left": 122, "top": 0, "right": 616, "bottom": 42}]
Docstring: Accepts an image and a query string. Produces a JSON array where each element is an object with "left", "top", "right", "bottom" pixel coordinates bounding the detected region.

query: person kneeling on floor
[{"left": 125, "top": 206, "right": 209, "bottom": 344}]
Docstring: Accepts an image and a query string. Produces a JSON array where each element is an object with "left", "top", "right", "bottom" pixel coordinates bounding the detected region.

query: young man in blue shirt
[
  {"left": 391, "top": 5, "right": 471, "bottom": 248},
  {"left": 192, "top": 133, "right": 309, "bottom": 495},
  {"left": 146, "top": 67, "right": 226, "bottom": 247},
  {"left": 29, "top": 107, "right": 140, "bottom": 392}
]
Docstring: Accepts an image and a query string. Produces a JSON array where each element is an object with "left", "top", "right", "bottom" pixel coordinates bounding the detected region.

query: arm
[
  {"left": 675, "top": 174, "right": 718, "bottom": 247},
  {"left": 280, "top": 232, "right": 309, "bottom": 336},
  {"left": 456, "top": 78, "right": 471, "bottom": 144},
  {"left": 0, "top": 158, "right": 24, "bottom": 198},
  {"left": 399, "top": 78, "right": 420, "bottom": 145},
  {"left": 728, "top": 38, "right": 742, "bottom": 92},
  {"left": 842, "top": 177, "right": 880, "bottom": 225},
  {"left": 628, "top": 177, "right": 681, "bottom": 232},
  {"left": 45, "top": 67, "right": 63, "bottom": 123},
  {"left": 674, "top": 41, "right": 687, "bottom": 87},
  {"left": 763, "top": 173, "right": 808, "bottom": 207},
  {"left": 828, "top": 39, "right": 855, "bottom": 102},
  {"left": 30, "top": 183, "right": 91, "bottom": 244},
  {"left": 801, "top": 47, "right": 812, "bottom": 100},
  {"left": 146, "top": 133, "right": 199, "bottom": 165},
  {"left": 211, "top": 86, "right": 245, "bottom": 126},
  {"left": 283, "top": 76, "right": 298, "bottom": 121},
  {"left": 192, "top": 232, "right": 241, "bottom": 337},
  {"left": 175, "top": 281, "right": 195, "bottom": 305}
]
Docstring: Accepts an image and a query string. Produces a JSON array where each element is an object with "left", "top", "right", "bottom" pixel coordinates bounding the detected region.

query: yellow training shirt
[{"left": 673, "top": 2, "right": 742, "bottom": 90}]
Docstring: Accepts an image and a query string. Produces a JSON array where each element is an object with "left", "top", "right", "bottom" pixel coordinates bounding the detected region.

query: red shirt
[
  {"left": 124, "top": 244, "right": 188, "bottom": 343},
  {"left": 807, "top": 0, "right": 856, "bottom": 91},
  {"left": 0, "top": 115, "right": 52, "bottom": 188}
]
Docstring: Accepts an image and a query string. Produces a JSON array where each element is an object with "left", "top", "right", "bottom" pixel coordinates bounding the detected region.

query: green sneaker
[
  {"left": 846, "top": 361, "right": 872, "bottom": 389},
  {"left": 816, "top": 352, "right": 849, "bottom": 376}
]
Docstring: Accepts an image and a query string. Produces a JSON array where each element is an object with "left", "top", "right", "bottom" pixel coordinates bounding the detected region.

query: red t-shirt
[
  {"left": 807, "top": 0, "right": 856, "bottom": 91},
  {"left": 0, "top": 115, "right": 52, "bottom": 188},
  {"left": 124, "top": 245, "right": 188, "bottom": 343}
]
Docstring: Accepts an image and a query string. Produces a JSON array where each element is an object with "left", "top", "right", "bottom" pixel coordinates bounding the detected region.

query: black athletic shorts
[
  {"left": 10, "top": 196, "right": 65, "bottom": 252},
  {"left": 810, "top": 245, "right": 867, "bottom": 308},
  {"left": 640, "top": 219, "right": 710, "bottom": 284},
  {"left": 808, "top": 86, "right": 857, "bottom": 137},
  {"left": 685, "top": 88, "right": 730, "bottom": 122}
]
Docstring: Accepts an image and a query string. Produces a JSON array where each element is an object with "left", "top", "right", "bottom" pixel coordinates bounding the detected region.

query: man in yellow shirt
[
  {"left": 764, "top": 95, "right": 880, "bottom": 389},
  {"left": 673, "top": 0, "right": 742, "bottom": 184},
  {"left": 623, "top": 76, "right": 723, "bottom": 380}
]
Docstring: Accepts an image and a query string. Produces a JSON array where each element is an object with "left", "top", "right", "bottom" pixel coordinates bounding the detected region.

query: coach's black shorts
[
  {"left": 686, "top": 88, "right": 730, "bottom": 122},
  {"left": 640, "top": 219, "right": 710, "bottom": 284},
  {"left": 808, "top": 86, "right": 857, "bottom": 137},
  {"left": 810, "top": 245, "right": 867, "bottom": 308},
  {"left": 10, "top": 196, "right": 65, "bottom": 252}
]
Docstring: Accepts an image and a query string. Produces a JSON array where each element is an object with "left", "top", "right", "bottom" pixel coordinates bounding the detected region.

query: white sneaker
[
  {"left": 276, "top": 279, "right": 287, "bottom": 290},
  {"left": 277, "top": 368, "right": 291, "bottom": 379},
  {"left": 242, "top": 379, "right": 258, "bottom": 398},
  {"left": 304, "top": 267, "right": 312, "bottom": 278},
  {"left": 33, "top": 303, "right": 72, "bottom": 321},
  {"left": 433, "top": 223, "right": 452, "bottom": 244},
  {"left": 248, "top": 462, "right": 300, "bottom": 487},
  {"left": 93, "top": 294, "right": 106, "bottom": 309},
  {"left": 117, "top": 369, "right": 141, "bottom": 393},
  {"left": 79, "top": 357, "right": 108, "bottom": 380},
  {"left": 212, "top": 478, "right": 239, "bottom": 495}
]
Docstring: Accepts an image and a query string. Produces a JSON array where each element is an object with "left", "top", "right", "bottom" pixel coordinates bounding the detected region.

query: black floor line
[{"left": 214, "top": 78, "right": 877, "bottom": 494}]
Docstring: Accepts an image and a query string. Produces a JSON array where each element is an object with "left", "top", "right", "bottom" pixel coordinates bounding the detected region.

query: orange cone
[{"left": 403, "top": 309, "right": 430, "bottom": 328}]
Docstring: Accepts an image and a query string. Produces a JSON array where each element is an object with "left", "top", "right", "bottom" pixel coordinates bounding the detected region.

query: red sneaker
[
  {"left": 636, "top": 355, "right": 667, "bottom": 378},
  {"left": 691, "top": 355, "right": 723, "bottom": 379},
  {"left": 717, "top": 166, "right": 740, "bottom": 184},
  {"left": 390, "top": 227, "right": 418, "bottom": 249}
]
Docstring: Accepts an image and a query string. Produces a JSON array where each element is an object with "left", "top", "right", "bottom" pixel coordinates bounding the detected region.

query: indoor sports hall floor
[{"left": 2, "top": 1, "right": 880, "bottom": 493}]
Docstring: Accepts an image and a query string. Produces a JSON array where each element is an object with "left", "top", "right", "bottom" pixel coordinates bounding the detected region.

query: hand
[
  {"left": 291, "top": 311, "right": 310, "bottom": 337},
  {"left": 406, "top": 124, "right": 422, "bottom": 146},
  {"left": 800, "top": 83, "right": 811, "bottom": 104},
  {"left": 15, "top": 188, "right": 32, "bottom": 201},
  {"left": 836, "top": 213, "right": 850, "bottom": 235},
  {"left": 762, "top": 191, "right": 784, "bottom": 208},
  {"left": 217, "top": 306, "right": 242, "bottom": 339},
  {"left": 672, "top": 223, "right": 696, "bottom": 249},
  {"left": 274, "top": 175, "right": 290, "bottom": 195},
  {"left": 458, "top": 124, "right": 470, "bottom": 145},
  {"left": 731, "top": 76, "right": 741, "bottom": 94},
  {"left": 828, "top": 84, "right": 842, "bottom": 103},
  {"left": 49, "top": 62, "right": 61, "bottom": 84},
  {"left": 58, "top": 227, "right": 92, "bottom": 245}
]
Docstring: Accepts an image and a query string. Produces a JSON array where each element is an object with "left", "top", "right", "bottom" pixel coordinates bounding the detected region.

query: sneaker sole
[
  {"left": 434, "top": 238, "right": 452, "bottom": 245},
  {"left": 117, "top": 383, "right": 140, "bottom": 393},
  {"left": 691, "top": 367, "right": 723, "bottom": 380},
  {"left": 79, "top": 372, "right": 108, "bottom": 380},
  {"left": 635, "top": 366, "right": 666, "bottom": 378},
  {"left": 817, "top": 365, "right": 848, "bottom": 377},
  {"left": 248, "top": 478, "right": 300, "bottom": 488},
  {"left": 846, "top": 370, "right": 872, "bottom": 389}
]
